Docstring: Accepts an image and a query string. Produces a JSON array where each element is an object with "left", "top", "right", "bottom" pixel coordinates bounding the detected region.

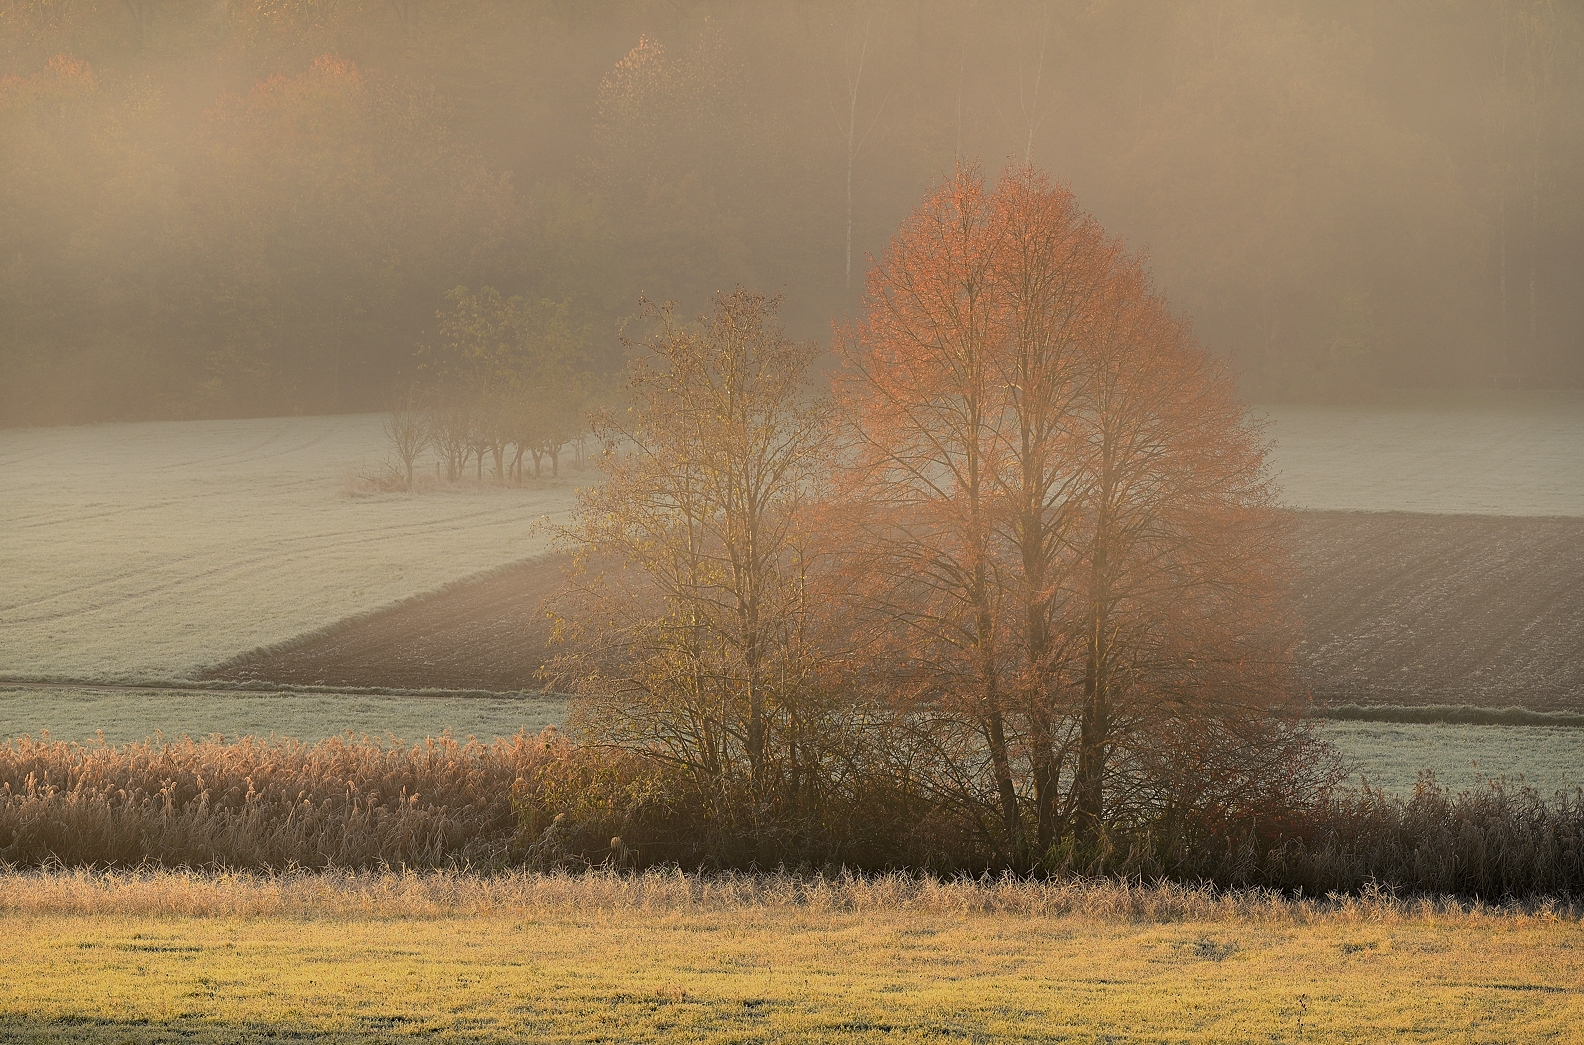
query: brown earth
[
  {"left": 208, "top": 513, "right": 1584, "bottom": 710},
  {"left": 1291, "top": 511, "right": 1584, "bottom": 710},
  {"left": 207, "top": 555, "right": 569, "bottom": 694}
]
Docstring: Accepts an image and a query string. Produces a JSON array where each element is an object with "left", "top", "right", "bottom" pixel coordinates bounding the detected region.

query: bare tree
[
  {"left": 554, "top": 290, "right": 836, "bottom": 842},
  {"left": 383, "top": 398, "right": 430, "bottom": 491},
  {"left": 1520, "top": 0, "right": 1562, "bottom": 371},
  {"left": 1018, "top": 3, "right": 1052, "bottom": 164},
  {"left": 426, "top": 392, "right": 474, "bottom": 482}
]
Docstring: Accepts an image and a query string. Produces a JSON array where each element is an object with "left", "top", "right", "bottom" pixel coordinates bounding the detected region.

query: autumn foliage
[
  {"left": 832, "top": 164, "right": 1320, "bottom": 869},
  {"left": 545, "top": 166, "right": 1332, "bottom": 874}
]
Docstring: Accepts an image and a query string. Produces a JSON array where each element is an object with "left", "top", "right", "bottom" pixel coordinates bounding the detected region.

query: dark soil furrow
[{"left": 207, "top": 513, "right": 1584, "bottom": 710}]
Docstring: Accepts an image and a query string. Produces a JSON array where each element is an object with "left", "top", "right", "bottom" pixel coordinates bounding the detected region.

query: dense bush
[{"left": 3, "top": 732, "right": 1580, "bottom": 899}]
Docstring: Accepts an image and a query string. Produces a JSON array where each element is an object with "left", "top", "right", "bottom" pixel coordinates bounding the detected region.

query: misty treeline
[
  {"left": 375, "top": 286, "right": 605, "bottom": 489},
  {"left": 546, "top": 165, "right": 1327, "bottom": 873},
  {"left": 9, "top": 163, "right": 1572, "bottom": 895},
  {"left": 3, "top": 1, "right": 1582, "bottom": 427}
]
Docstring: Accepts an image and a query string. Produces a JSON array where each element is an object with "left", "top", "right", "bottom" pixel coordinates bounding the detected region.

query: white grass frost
[
  {"left": 0, "top": 685, "right": 568, "bottom": 744},
  {"left": 3, "top": 397, "right": 1581, "bottom": 684},
  {"left": 0, "top": 415, "right": 578, "bottom": 682},
  {"left": 3, "top": 866, "right": 1574, "bottom": 924}
]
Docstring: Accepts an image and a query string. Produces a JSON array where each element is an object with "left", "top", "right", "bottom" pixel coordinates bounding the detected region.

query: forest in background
[{"left": 2, "top": 0, "right": 1581, "bottom": 426}]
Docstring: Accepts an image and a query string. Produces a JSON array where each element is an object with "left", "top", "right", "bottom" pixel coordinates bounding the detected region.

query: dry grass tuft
[{"left": 0, "top": 730, "right": 545, "bottom": 869}]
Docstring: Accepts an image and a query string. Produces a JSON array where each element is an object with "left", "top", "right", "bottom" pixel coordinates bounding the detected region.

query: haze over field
[
  {"left": 1, "top": 1, "right": 1581, "bottom": 427},
  {"left": 4, "top": 401, "right": 1579, "bottom": 687},
  {"left": 1263, "top": 393, "right": 1584, "bottom": 515}
]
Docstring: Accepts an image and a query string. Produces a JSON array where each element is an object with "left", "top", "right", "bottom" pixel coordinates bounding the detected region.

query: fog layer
[{"left": 1, "top": 1, "right": 1579, "bottom": 424}]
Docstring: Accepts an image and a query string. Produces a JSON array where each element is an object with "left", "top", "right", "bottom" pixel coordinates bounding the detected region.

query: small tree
[
  {"left": 426, "top": 390, "right": 474, "bottom": 481},
  {"left": 553, "top": 290, "right": 838, "bottom": 848},
  {"left": 383, "top": 396, "right": 430, "bottom": 490}
]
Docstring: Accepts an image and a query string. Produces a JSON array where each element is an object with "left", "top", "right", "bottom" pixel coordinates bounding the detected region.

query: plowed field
[
  {"left": 207, "top": 512, "right": 1584, "bottom": 711},
  {"left": 207, "top": 554, "right": 566, "bottom": 693},
  {"left": 1292, "top": 512, "right": 1584, "bottom": 710}
]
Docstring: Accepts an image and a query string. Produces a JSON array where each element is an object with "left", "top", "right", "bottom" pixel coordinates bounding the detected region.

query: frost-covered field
[
  {"left": 1260, "top": 392, "right": 1584, "bottom": 515},
  {"left": 0, "top": 416, "right": 578, "bottom": 683},
  {"left": 1317, "top": 720, "right": 1584, "bottom": 797},
  {"left": 0, "top": 686, "right": 566, "bottom": 746},
  {"left": 2, "top": 395, "right": 1580, "bottom": 686}
]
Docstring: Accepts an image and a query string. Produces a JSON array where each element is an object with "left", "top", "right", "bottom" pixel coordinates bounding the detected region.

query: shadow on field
[{"left": 0, "top": 1007, "right": 958, "bottom": 1044}]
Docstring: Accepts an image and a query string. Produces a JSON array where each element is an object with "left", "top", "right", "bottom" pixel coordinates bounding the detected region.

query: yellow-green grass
[{"left": 1, "top": 872, "right": 1580, "bottom": 1043}]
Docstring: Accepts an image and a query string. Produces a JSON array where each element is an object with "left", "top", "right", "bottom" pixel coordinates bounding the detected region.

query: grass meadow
[
  {"left": 0, "top": 871, "right": 1579, "bottom": 1044},
  {"left": 1317, "top": 720, "right": 1584, "bottom": 797}
]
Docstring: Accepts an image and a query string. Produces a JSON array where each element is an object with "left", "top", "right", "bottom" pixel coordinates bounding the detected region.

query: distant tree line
[
  {"left": 375, "top": 287, "right": 606, "bottom": 490},
  {"left": 2, "top": 1, "right": 1581, "bottom": 427}
]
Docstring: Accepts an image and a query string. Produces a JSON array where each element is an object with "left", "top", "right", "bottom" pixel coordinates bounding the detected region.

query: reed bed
[
  {"left": 4, "top": 730, "right": 1583, "bottom": 899},
  {"left": 2, "top": 865, "right": 1578, "bottom": 926},
  {"left": 0, "top": 730, "right": 547, "bottom": 869}
]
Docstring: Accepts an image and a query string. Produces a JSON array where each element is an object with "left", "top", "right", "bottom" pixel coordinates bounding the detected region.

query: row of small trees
[
  {"left": 382, "top": 288, "right": 605, "bottom": 489},
  {"left": 551, "top": 165, "right": 1327, "bottom": 871}
]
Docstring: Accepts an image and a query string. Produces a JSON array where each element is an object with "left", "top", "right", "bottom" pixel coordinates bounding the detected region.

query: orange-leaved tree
[
  {"left": 833, "top": 165, "right": 1026, "bottom": 859},
  {"left": 840, "top": 163, "right": 1314, "bottom": 868},
  {"left": 1062, "top": 251, "right": 1305, "bottom": 855}
]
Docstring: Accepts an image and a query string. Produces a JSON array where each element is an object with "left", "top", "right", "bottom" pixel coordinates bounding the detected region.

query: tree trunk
[
  {"left": 1074, "top": 648, "right": 1107, "bottom": 854},
  {"left": 1499, "top": 190, "right": 1509, "bottom": 365},
  {"left": 1530, "top": 162, "right": 1540, "bottom": 362},
  {"left": 1075, "top": 537, "right": 1110, "bottom": 854},
  {"left": 984, "top": 702, "right": 1023, "bottom": 868},
  {"left": 1028, "top": 711, "right": 1060, "bottom": 857}
]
